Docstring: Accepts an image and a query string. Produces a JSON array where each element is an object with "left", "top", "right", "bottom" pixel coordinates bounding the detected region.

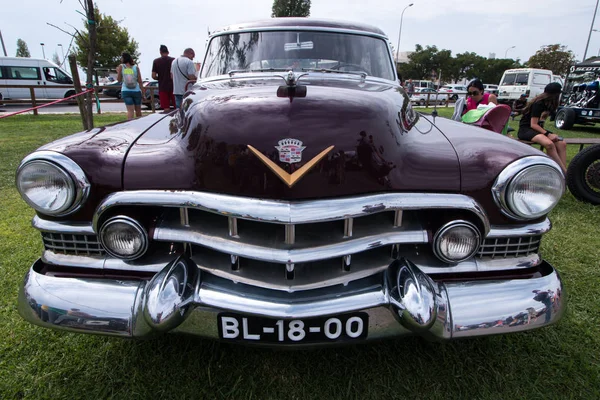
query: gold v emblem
[{"left": 247, "top": 144, "right": 334, "bottom": 188}]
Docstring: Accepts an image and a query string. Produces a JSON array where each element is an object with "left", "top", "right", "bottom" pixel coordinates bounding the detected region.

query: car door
[{"left": 40, "top": 65, "right": 74, "bottom": 99}]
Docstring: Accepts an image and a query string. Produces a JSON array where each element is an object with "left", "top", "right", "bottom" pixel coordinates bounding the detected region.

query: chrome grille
[
  {"left": 41, "top": 232, "right": 105, "bottom": 256},
  {"left": 477, "top": 235, "right": 541, "bottom": 259}
]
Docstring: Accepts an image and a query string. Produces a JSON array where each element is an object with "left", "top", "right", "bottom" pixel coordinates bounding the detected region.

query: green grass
[{"left": 0, "top": 113, "right": 599, "bottom": 399}]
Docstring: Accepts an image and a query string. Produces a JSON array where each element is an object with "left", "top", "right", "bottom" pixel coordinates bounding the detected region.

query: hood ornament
[{"left": 247, "top": 139, "right": 334, "bottom": 188}]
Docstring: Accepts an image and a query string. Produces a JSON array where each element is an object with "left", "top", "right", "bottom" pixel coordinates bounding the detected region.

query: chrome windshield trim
[
  {"left": 208, "top": 26, "right": 389, "bottom": 41},
  {"left": 33, "top": 216, "right": 95, "bottom": 235},
  {"left": 155, "top": 226, "right": 427, "bottom": 264},
  {"left": 94, "top": 191, "right": 490, "bottom": 234},
  {"left": 486, "top": 218, "right": 551, "bottom": 238}
]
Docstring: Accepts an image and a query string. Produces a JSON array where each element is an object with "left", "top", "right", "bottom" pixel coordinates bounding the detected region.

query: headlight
[
  {"left": 100, "top": 216, "right": 148, "bottom": 260},
  {"left": 433, "top": 220, "right": 481, "bottom": 264},
  {"left": 493, "top": 156, "right": 565, "bottom": 220},
  {"left": 16, "top": 152, "right": 89, "bottom": 216}
]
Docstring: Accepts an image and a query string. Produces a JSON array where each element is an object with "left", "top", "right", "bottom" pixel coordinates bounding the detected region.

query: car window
[
  {"left": 515, "top": 73, "right": 529, "bottom": 85},
  {"left": 202, "top": 30, "right": 395, "bottom": 81},
  {"left": 533, "top": 73, "right": 550, "bottom": 85},
  {"left": 7, "top": 66, "right": 41, "bottom": 80}
]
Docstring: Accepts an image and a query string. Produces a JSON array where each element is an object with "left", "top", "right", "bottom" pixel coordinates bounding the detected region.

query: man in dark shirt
[
  {"left": 151, "top": 45, "right": 175, "bottom": 109},
  {"left": 511, "top": 93, "right": 528, "bottom": 120}
]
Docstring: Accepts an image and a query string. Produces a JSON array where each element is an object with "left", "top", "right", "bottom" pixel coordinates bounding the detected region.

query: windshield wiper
[
  {"left": 302, "top": 68, "right": 367, "bottom": 79},
  {"left": 228, "top": 68, "right": 290, "bottom": 76}
]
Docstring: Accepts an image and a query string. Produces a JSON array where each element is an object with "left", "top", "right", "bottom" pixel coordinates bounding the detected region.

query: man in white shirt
[{"left": 170, "top": 48, "right": 197, "bottom": 108}]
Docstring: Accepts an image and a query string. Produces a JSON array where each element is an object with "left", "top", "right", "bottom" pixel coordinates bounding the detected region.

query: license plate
[{"left": 217, "top": 312, "right": 369, "bottom": 343}]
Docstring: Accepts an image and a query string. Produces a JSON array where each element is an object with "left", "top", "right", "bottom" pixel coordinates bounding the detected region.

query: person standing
[
  {"left": 116, "top": 52, "right": 144, "bottom": 120},
  {"left": 170, "top": 48, "right": 197, "bottom": 108},
  {"left": 517, "top": 82, "right": 567, "bottom": 173},
  {"left": 151, "top": 44, "right": 175, "bottom": 110},
  {"left": 406, "top": 79, "right": 415, "bottom": 96}
]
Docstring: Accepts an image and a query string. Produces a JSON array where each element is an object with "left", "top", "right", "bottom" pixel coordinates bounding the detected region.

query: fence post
[
  {"left": 29, "top": 87, "right": 38, "bottom": 116},
  {"left": 68, "top": 55, "right": 88, "bottom": 130}
]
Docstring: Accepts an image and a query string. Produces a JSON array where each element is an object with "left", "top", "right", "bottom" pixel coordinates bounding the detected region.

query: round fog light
[
  {"left": 433, "top": 221, "right": 481, "bottom": 264},
  {"left": 99, "top": 216, "right": 148, "bottom": 260}
]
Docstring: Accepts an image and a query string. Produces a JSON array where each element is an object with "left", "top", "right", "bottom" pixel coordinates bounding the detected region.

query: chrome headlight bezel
[
  {"left": 99, "top": 216, "right": 149, "bottom": 260},
  {"left": 492, "top": 156, "right": 565, "bottom": 221},
  {"left": 433, "top": 220, "right": 481, "bottom": 264},
  {"left": 16, "top": 151, "right": 90, "bottom": 216}
]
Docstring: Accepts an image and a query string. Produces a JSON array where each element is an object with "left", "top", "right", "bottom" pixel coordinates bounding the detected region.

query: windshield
[{"left": 201, "top": 31, "right": 395, "bottom": 81}]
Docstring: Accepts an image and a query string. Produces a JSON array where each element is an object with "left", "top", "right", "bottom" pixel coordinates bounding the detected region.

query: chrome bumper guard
[{"left": 18, "top": 257, "right": 565, "bottom": 343}]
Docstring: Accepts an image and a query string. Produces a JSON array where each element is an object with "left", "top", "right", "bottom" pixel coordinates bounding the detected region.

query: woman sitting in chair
[
  {"left": 517, "top": 82, "right": 567, "bottom": 174},
  {"left": 464, "top": 79, "right": 498, "bottom": 112}
]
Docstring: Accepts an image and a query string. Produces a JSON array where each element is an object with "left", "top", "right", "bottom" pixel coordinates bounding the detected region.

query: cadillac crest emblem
[{"left": 275, "top": 138, "right": 306, "bottom": 164}]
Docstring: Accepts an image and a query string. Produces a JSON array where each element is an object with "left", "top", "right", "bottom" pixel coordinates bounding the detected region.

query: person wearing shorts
[
  {"left": 518, "top": 82, "right": 567, "bottom": 173},
  {"left": 116, "top": 52, "right": 144, "bottom": 120}
]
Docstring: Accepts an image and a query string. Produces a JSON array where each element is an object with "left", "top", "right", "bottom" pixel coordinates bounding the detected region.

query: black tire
[
  {"left": 419, "top": 99, "right": 426, "bottom": 106},
  {"left": 64, "top": 90, "right": 77, "bottom": 105},
  {"left": 555, "top": 108, "right": 576, "bottom": 130},
  {"left": 451, "top": 94, "right": 458, "bottom": 101},
  {"left": 566, "top": 144, "right": 600, "bottom": 205},
  {"left": 117, "top": 91, "right": 122, "bottom": 100}
]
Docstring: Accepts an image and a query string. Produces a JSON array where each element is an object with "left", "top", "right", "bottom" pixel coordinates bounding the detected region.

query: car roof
[{"left": 211, "top": 18, "right": 388, "bottom": 38}]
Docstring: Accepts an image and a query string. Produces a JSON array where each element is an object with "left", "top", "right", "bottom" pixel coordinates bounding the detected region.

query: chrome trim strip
[
  {"left": 344, "top": 218, "right": 353, "bottom": 238},
  {"left": 228, "top": 217, "right": 238, "bottom": 238},
  {"left": 33, "top": 216, "right": 95, "bottom": 235},
  {"left": 17, "top": 151, "right": 91, "bottom": 217},
  {"left": 42, "top": 250, "right": 105, "bottom": 270},
  {"left": 394, "top": 210, "right": 403, "bottom": 227},
  {"left": 155, "top": 226, "right": 427, "bottom": 264},
  {"left": 492, "top": 156, "right": 565, "bottom": 221},
  {"left": 486, "top": 218, "right": 551, "bottom": 238},
  {"left": 94, "top": 191, "right": 490, "bottom": 234}
]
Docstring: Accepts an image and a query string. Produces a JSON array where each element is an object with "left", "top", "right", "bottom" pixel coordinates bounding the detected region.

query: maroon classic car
[{"left": 16, "top": 19, "right": 565, "bottom": 345}]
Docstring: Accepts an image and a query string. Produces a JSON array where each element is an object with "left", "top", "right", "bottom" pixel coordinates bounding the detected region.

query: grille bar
[
  {"left": 41, "top": 232, "right": 105, "bottom": 256},
  {"left": 477, "top": 236, "right": 541, "bottom": 259}
]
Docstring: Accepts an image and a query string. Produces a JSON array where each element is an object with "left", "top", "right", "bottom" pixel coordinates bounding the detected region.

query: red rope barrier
[{"left": 0, "top": 88, "right": 95, "bottom": 120}]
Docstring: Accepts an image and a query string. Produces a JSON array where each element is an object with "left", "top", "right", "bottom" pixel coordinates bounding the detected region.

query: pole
[
  {"left": 584, "top": 0, "right": 600, "bottom": 61},
  {"left": 396, "top": 3, "right": 414, "bottom": 63},
  {"left": 40, "top": 43, "right": 45, "bottom": 59},
  {"left": 58, "top": 44, "right": 65, "bottom": 66},
  {"left": 0, "top": 30, "right": 7, "bottom": 56},
  {"left": 68, "top": 54, "right": 89, "bottom": 130}
]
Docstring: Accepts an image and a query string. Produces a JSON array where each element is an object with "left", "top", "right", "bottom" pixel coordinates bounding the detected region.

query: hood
[{"left": 123, "top": 77, "right": 461, "bottom": 199}]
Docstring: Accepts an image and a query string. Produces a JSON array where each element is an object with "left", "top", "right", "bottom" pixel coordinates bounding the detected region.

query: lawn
[{"left": 0, "top": 113, "right": 599, "bottom": 399}]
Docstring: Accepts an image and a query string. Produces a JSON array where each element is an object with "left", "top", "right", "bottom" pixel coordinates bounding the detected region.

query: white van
[
  {"left": 0, "top": 57, "right": 75, "bottom": 100},
  {"left": 497, "top": 68, "right": 557, "bottom": 103}
]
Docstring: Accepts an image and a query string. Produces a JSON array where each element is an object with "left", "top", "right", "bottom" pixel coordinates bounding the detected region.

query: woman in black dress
[{"left": 518, "top": 82, "right": 567, "bottom": 173}]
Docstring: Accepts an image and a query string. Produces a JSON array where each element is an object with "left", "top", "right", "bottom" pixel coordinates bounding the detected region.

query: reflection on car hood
[{"left": 123, "top": 76, "right": 462, "bottom": 200}]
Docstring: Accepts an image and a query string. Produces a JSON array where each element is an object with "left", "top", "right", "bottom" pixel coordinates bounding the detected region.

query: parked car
[
  {"left": 142, "top": 80, "right": 161, "bottom": 110},
  {"left": 497, "top": 68, "right": 560, "bottom": 104},
  {"left": 483, "top": 84, "right": 499, "bottom": 96},
  {"left": 15, "top": 18, "right": 565, "bottom": 347},
  {"left": 0, "top": 57, "right": 76, "bottom": 100},
  {"left": 439, "top": 84, "right": 467, "bottom": 100},
  {"left": 410, "top": 87, "right": 445, "bottom": 105},
  {"left": 101, "top": 81, "right": 122, "bottom": 99}
]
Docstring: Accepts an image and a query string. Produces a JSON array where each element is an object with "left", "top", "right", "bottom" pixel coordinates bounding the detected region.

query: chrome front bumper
[{"left": 18, "top": 257, "right": 565, "bottom": 344}]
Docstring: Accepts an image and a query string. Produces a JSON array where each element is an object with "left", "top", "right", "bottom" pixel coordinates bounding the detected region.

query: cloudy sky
[{"left": 1, "top": 0, "right": 598, "bottom": 81}]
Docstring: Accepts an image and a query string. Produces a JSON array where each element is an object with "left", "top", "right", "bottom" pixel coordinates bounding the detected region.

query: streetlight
[
  {"left": 396, "top": 3, "right": 414, "bottom": 63},
  {"left": 57, "top": 44, "right": 65, "bottom": 66},
  {"left": 505, "top": 45, "right": 516, "bottom": 58},
  {"left": 584, "top": 0, "right": 600, "bottom": 61},
  {"left": 40, "top": 42, "right": 45, "bottom": 59}
]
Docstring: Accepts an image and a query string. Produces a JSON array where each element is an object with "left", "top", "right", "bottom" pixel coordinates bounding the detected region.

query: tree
[
  {"left": 527, "top": 44, "right": 574, "bottom": 76},
  {"left": 398, "top": 44, "right": 455, "bottom": 82},
  {"left": 16, "top": 39, "right": 30, "bottom": 57},
  {"left": 52, "top": 52, "right": 61, "bottom": 66},
  {"left": 73, "top": 5, "right": 139, "bottom": 70},
  {"left": 271, "top": 0, "right": 311, "bottom": 17}
]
